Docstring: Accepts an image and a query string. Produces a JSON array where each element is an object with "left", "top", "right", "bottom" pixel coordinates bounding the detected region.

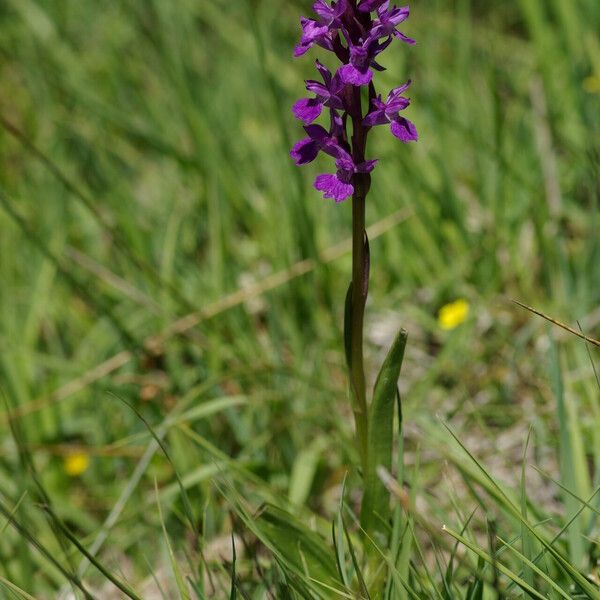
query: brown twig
[{"left": 512, "top": 299, "right": 600, "bottom": 348}]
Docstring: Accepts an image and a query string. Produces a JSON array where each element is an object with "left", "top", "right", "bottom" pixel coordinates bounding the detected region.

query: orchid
[
  {"left": 294, "top": 0, "right": 347, "bottom": 57},
  {"left": 315, "top": 153, "right": 378, "bottom": 202},
  {"left": 289, "top": 1, "right": 417, "bottom": 544},
  {"left": 370, "top": 2, "right": 415, "bottom": 43},
  {"left": 292, "top": 61, "right": 345, "bottom": 124},
  {"left": 363, "top": 81, "right": 418, "bottom": 142}
]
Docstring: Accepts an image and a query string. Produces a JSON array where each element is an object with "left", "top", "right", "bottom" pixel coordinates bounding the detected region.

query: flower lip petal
[
  {"left": 314, "top": 173, "right": 354, "bottom": 202},
  {"left": 290, "top": 137, "right": 321, "bottom": 165},
  {"left": 339, "top": 63, "right": 373, "bottom": 86},
  {"left": 390, "top": 117, "right": 418, "bottom": 142},
  {"left": 292, "top": 98, "right": 324, "bottom": 124}
]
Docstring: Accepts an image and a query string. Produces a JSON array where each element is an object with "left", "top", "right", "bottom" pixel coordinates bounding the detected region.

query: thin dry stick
[
  {"left": 513, "top": 299, "right": 600, "bottom": 348},
  {"left": 5, "top": 209, "right": 412, "bottom": 421}
]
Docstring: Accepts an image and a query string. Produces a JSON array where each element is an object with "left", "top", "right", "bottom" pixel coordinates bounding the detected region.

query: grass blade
[{"left": 361, "top": 328, "right": 408, "bottom": 538}]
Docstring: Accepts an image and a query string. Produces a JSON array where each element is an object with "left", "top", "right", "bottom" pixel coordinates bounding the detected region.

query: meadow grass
[{"left": 0, "top": 0, "right": 599, "bottom": 597}]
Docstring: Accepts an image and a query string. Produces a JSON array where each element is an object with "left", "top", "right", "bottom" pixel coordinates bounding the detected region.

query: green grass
[{"left": 0, "top": 0, "right": 599, "bottom": 597}]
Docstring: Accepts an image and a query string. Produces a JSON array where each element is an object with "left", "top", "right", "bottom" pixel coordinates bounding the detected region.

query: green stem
[{"left": 351, "top": 176, "right": 369, "bottom": 474}]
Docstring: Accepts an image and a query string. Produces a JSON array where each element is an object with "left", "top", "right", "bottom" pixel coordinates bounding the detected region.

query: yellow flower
[
  {"left": 583, "top": 75, "right": 600, "bottom": 94},
  {"left": 63, "top": 451, "right": 90, "bottom": 477},
  {"left": 438, "top": 299, "right": 470, "bottom": 331}
]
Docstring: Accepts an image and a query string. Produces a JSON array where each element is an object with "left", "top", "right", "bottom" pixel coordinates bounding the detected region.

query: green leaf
[{"left": 361, "top": 328, "right": 408, "bottom": 538}]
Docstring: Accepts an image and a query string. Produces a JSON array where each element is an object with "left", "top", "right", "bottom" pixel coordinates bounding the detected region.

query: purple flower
[
  {"left": 312, "top": 0, "right": 348, "bottom": 23},
  {"left": 363, "top": 81, "right": 418, "bottom": 142},
  {"left": 339, "top": 40, "right": 373, "bottom": 85},
  {"left": 292, "top": 61, "right": 345, "bottom": 124},
  {"left": 294, "top": 0, "right": 347, "bottom": 57},
  {"left": 290, "top": 116, "right": 346, "bottom": 166},
  {"left": 370, "top": 2, "right": 415, "bottom": 44},
  {"left": 294, "top": 18, "right": 332, "bottom": 57},
  {"left": 339, "top": 37, "right": 390, "bottom": 86},
  {"left": 357, "top": 0, "right": 388, "bottom": 12},
  {"left": 314, "top": 153, "right": 378, "bottom": 202}
]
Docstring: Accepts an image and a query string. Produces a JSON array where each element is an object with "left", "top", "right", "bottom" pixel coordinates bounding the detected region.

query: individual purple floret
[
  {"left": 315, "top": 154, "right": 377, "bottom": 202},
  {"left": 290, "top": 0, "right": 417, "bottom": 203},
  {"left": 338, "top": 38, "right": 390, "bottom": 86},
  {"left": 370, "top": 3, "right": 415, "bottom": 44},
  {"left": 290, "top": 118, "right": 346, "bottom": 166},
  {"left": 313, "top": 0, "right": 348, "bottom": 23},
  {"left": 294, "top": 0, "right": 347, "bottom": 57},
  {"left": 363, "top": 81, "right": 418, "bottom": 142},
  {"left": 339, "top": 40, "right": 375, "bottom": 85},
  {"left": 293, "top": 61, "right": 345, "bottom": 124}
]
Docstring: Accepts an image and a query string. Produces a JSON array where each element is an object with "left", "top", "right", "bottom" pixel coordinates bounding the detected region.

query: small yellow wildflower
[
  {"left": 438, "top": 299, "right": 470, "bottom": 331},
  {"left": 63, "top": 451, "right": 90, "bottom": 477},
  {"left": 583, "top": 75, "right": 600, "bottom": 94}
]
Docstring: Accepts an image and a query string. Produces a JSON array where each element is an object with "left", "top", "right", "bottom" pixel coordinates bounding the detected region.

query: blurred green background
[{"left": 0, "top": 0, "right": 599, "bottom": 596}]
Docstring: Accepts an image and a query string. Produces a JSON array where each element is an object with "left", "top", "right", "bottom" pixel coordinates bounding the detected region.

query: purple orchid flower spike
[
  {"left": 314, "top": 153, "right": 378, "bottom": 202},
  {"left": 294, "top": 0, "right": 347, "bottom": 57},
  {"left": 363, "top": 81, "right": 418, "bottom": 142},
  {"left": 291, "top": 0, "right": 417, "bottom": 201},
  {"left": 370, "top": 2, "right": 415, "bottom": 44},
  {"left": 292, "top": 61, "right": 345, "bottom": 124}
]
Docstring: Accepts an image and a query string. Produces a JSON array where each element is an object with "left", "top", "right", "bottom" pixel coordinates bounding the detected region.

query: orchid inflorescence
[{"left": 290, "top": 0, "right": 418, "bottom": 203}]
